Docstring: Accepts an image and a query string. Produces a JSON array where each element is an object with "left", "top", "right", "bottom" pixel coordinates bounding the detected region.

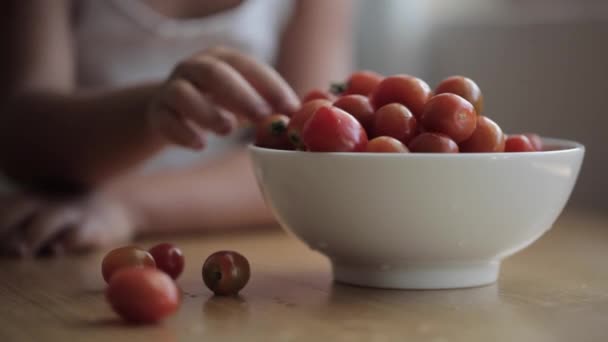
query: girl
[{"left": 0, "top": 0, "right": 354, "bottom": 256}]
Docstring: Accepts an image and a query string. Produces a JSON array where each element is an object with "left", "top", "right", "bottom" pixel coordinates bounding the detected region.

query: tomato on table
[
  {"left": 148, "top": 243, "right": 185, "bottom": 280},
  {"left": 202, "top": 251, "right": 250, "bottom": 296},
  {"left": 101, "top": 246, "right": 156, "bottom": 283},
  {"left": 106, "top": 268, "right": 180, "bottom": 323}
]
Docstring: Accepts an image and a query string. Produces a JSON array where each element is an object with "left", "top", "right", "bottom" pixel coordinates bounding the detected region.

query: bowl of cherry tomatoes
[{"left": 249, "top": 72, "right": 585, "bottom": 289}]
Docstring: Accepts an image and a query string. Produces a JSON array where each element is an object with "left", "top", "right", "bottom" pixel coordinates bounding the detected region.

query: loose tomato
[
  {"left": 434, "top": 76, "right": 484, "bottom": 114},
  {"left": 287, "top": 99, "right": 332, "bottom": 150},
  {"left": 369, "top": 75, "right": 431, "bottom": 118},
  {"left": 505, "top": 134, "right": 535, "bottom": 152},
  {"left": 420, "top": 94, "right": 477, "bottom": 143},
  {"left": 333, "top": 95, "right": 375, "bottom": 132},
  {"left": 523, "top": 133, "right": 543, "bottom": 151},
  {"left": 106, "top": 268, "right": 180, "bottom": 323},
  {"left": 332, "top": 70, "right": 384, "bottom": 96},
  {"left": 148, "top": 243, "right": 185, "bottom": 280},
  {"left": 254, "top": 114, "right": 292, "bottom": 150},
  {"left": 366, "top": 136, "right": 409, "bottom": 153},
  {"left": 302, "top": 89, "right": 334, "bottom": 102},
  {"left": 373, "top": 103, "right": 418, "bottom": 144},
  {"left": 302, "top": 106, "right": 368, "bottom": 152},
  {"left": 408, "top": 133, "right": 459, "bottom": 153},
  {"left": 459, "top": 116, "right": 505, "bottom": 152},
  {"left": 202, "top": 251, "right": 250, "bottom": 296},
  {"left": 102, "top": 246, "right": 156, "bottom": 283}
]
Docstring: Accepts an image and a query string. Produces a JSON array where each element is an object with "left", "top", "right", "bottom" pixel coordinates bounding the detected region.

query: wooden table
[{"left": 1, "top": 209, "right": 607, "bottom": 342}]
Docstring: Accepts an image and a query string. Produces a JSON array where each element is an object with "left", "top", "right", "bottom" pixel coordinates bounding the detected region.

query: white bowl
[{"left": 249, "top": 138, "right": 585, "bottom": 289}]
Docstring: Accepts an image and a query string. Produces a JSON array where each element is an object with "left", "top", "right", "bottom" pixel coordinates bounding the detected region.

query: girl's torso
[{"left": 73, "top": 0, "right": 294, "bottom": 171}]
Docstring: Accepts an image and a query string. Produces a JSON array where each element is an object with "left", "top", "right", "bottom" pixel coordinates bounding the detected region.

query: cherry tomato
[
  {"left": 366, "top": 136, "right": 409, "bottom": 153},
  {"left": 420, "top": 94, "right": 477, "bottom": 143},
  {"left": 148, "top": 243, "right": 185, "bottom": 280},
  {"left": 287, "top": 99, "right": 332, "bottom": 150},
  {"left": 369, "top": 75, "right": 431, "bottom": 119},
  {"left": 373, "top": 103, "right": 418, "bottom": 144},
  {"left": 408, "top": 133, "right": 459, "bottom": 153},
  {"left": 434, "top": 76, "right": 484, "bottom": 114},
  {"left": 333, "top": 94, "right": 375, "bottom": 132},
  {"left": 302, "top": 106, "right": 368, "bottom": 152},
  {"left": 106, "top": 268, "right": 180, "bottom": 323},
  {"left": 102, "top": 246, "right": 156, "bottom": 283},
  {"left": 459, "top": 116, "right": 505, "bottom": 153},
  {"left": 332, "top": 70, "right": 384, "bottom": 96},
  {"left": 254, "top": 114, "right": 292, "bottom": 150},
  {"left": 505, "top": 134, "right": 535, "bottom": 152},
  {"left": 202, "top": 251, "right": 250, "bottom": 296},
  {"left": 302, "top": 89, "right": 334, "bottom": 102},
  {"left": 523, "top": 133, "right": 543, "bottom": 151}
]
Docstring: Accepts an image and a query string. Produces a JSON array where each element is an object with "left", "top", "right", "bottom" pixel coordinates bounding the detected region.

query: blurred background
[
  {"left": 355, "top": 0, "right": 608, "bottom": 213},
  {"left": 0, "top": 0, "right": 606, "bottom": 213}
]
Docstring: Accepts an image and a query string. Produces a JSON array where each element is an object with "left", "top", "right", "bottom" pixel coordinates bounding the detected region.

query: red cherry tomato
[
  {"left": 254, "top": 114, "right": 292, "bottom": 150},
  {"left": 369, "top": 75, "right": 431, "bottom": 119},
  {"left": 148, "top": 243, "right": 185, "bottom": 280},
  {"left": 202, "top": 251, "right": 250, "bottom": 296},
  {"left": 333, "top": 95, "right": 375, "bottom": 132},
  {"left": 420, "top": 94, "right": 477, "bottom": 143},
  {"left": 408, "top": 133, "right": 459, "bottom": 153},
  {"left": 459, "top": 116, "right": 505, "bottom": 152},
  {"left": 302, "top": 106, "right": 368, "bottom": 152},
  {"left": 287, "top": 99, "right": 332, "bottom": 150},
  {"left": 332, "top": 70, "right": 384, "bottom": 96},
  {"left": 505, "top": 134, "right": 535, "bottom": 152},
  {"left": 434, "top": 76, "right": 484, "bottom": 114},
  {"left": 366, "top": 136, "right": 409, "bottom": 153},
  {"left": 373, "top": 103, "right": 418, "bottom": 144},
  {"left": 302, "top": 89, "right": 334, "bottom": 102},
  {"left": 106, "top": 268, "right": 180, "bottom": 323},
  {"left": 102, "top": 246, "right": 156, "bottom": 283},
  {"left": 523, "top": 133, "right": 543, "bottom": 151}
]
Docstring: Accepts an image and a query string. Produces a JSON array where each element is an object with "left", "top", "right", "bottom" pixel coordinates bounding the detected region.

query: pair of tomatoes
[
  {"left": 102, "top": 244, "right": 250, "bottom": 324},
  {"left": 255, "top": 72, "right": 543, "bottom": 153},
  {"left": 102, "top": 243, "right": 184, "bottom": 324}
]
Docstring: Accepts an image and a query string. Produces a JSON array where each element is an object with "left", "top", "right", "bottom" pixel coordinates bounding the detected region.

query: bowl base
[{"left": 333, "top": 261, "right": 500, "bottom": 290}]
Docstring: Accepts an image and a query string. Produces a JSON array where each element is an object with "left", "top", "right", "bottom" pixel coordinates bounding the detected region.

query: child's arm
[{"left": 1, "top": 0, "right": 298, "bottom": 188}]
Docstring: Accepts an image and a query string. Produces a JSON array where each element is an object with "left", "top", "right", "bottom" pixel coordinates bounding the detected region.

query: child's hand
[
  {"left": 0, "top": 191, "right": 136, "bottom": 257},
  {"left": 148, "top": 46, "right": 300, "bottom": 149}
]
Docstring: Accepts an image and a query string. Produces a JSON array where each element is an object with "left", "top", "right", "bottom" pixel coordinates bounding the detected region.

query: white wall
[{"left": 355, "top": 0, "right": 608, "bottom": 211}]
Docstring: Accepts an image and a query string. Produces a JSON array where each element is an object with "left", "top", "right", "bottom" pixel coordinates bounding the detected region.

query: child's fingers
[
  {"left": 149, "top": 106, "right": 206, "bottom": 150},
  {"left": 0, "top": 234, "right": 28, "bottom": 257},
  {"left": 0, "top": 196, "right": 40, "bottom": 239},
  {"left": 163, "top": 79, "right": 235, "bottom": 136},
  {"left": 172, "top": 56, "right": 271, "bottom": 121},
  {"left": 23, "top": 206, "right": 81, "bottom": 255},
  {"left": 210, "top": 47, "right": 300, "bottom": 115}
]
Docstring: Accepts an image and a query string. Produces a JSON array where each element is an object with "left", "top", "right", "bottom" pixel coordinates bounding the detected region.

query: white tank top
[{"left": 74, "top": 0, "right": 294, "bottom": 171}]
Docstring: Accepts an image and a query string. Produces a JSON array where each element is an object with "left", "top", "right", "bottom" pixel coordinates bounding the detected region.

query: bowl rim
[{"left": 249, "top": 136, "right": 584, "bottom": 158}]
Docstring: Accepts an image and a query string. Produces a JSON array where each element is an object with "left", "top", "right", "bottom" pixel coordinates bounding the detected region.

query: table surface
[{"left": 1, "top": 209, "right": 607, "bottom": 342}]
